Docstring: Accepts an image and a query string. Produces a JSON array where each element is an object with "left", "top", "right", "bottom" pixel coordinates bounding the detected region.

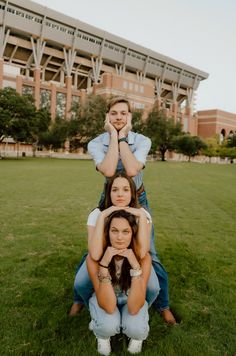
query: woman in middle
[{"left": 70, "top": 171, "right": 159, "bottom": 315}]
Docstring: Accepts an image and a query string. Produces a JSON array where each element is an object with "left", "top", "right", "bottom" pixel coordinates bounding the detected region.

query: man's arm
[
  {"left": 96, "top": 131, "right": 119, "bottom": 177},
  {"left": 87, "top": 116, "right": 119, "bottom": 177},
  {"left": 118, "top": 114, "right": 151, "bottom": 177},
  {"left": 119, "top": 135, "right": 151, "bottom": 177},
  {"left": 119, "top": 140, "right": 143, "bottom": 176}
]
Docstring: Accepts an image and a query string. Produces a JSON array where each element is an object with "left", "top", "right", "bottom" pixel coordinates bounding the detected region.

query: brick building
[
  {"left": 197, "top": 109, "right": 236, "bottom": 141},
  {"left": 0, "top": 0, "right": 210, "bottom": 138}
]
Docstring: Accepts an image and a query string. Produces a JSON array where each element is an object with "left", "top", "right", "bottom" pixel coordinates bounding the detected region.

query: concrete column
[
  {"left": 154, "top": 97, "right": 162, "bottom": 110},
  {"left": 16, "top": 75, "right": 23, "bottom": 94},
  {"left": 34, "top": 68, "right": 41, "bottom": 109},
  {"left": 80, "top": 89, "right": 86, "bottom": 104},
  {"left": 65, "top": 76, "right": 72, "bottom": 120},
  {"left": 0, "top": 58, "right": 3, "bottom": 89},
  {"left": 172, "top": 102, "right": 178, "bottom": 121},
  {"left": 50, "top": 83, "right": 57, "bottom": 121},
  {"left": 184, "top": 106, "right": 197, "bottom": 135}
]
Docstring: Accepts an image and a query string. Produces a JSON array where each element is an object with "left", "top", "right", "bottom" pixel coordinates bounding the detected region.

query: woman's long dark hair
[
  {"left": 99, "top": 171, "right": 140, "bottom": 211},
  {"left": 103, "top": 210, "right": 140, "bottom": 292}
]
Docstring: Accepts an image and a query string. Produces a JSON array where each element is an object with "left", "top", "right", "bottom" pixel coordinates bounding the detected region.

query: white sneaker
[
  {"left": 97, "top": 338, "right": 111, "bottom": 356},
  {"left": 127, "top": 339, "right": 143, "bottom": 354}
]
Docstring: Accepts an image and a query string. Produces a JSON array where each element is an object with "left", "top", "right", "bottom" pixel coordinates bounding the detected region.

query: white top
[{"left": 87, "top": 207, "right": 152, "bottom": 226}]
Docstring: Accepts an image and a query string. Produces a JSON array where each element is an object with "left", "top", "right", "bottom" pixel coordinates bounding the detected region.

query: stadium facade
[{"left": 3, "top": 0, "right": 233, "bottom": 141}]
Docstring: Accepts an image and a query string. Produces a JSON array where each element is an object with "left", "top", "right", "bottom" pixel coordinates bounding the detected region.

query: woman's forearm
[
  {"left": 96, "top": 284, "right": 117, "bottom": 313},
  {"left": 136, "top": 216, "right": 150, "bottom": 258},
  {"left": 127, "top": 277, "right": 146, "bottom": 314},
  {"left": 88, "top": 217, "right": 105, "bottom": 260}
]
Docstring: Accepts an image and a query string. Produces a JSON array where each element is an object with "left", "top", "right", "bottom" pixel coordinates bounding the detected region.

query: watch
[{"left": 118, "top": 137, "right": 128, "bottom": 143}]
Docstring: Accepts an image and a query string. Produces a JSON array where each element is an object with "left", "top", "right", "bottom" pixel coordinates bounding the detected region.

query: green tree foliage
[
  {"left": 143, "top": 108, "right": 183, "bottom": 161},
  {"left": 39, "top": 116, "right": 72, "bottom": 150},
  {"left": 174, "top": 134, "right": 207, "bottom": 161},
  {"left": 29, "top": 108, "right": 51, "bottom": 156},
  {"left": 202, "top": 136, "right": 221, "bottom": 162},
  {"left": 0, "top": 87, "right": 36, "bottom": 143},
  {"left": 75, "top": 94, "right": 107, "bottom": 149},
  {"left": 218, "top": 146, "right": 236, "bottom": 161},
  {"left": 226, "top": 133, "right": 236, "bottom": 148},
  {"left": 131, "top": 110, "right": 145, "bottom": 134},
  {"left": 0, "top": 108, "right": 10, "bottom": 142},
  {"left": 217, "top": 134, "right": 236, "bottom": 162}
]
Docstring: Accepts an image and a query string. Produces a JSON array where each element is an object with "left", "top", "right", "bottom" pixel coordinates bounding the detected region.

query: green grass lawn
[{"left": 0, "top": 158, "right": 236, "bottom": 355}]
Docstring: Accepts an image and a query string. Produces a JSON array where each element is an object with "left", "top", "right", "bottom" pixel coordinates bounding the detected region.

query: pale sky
[{"left": 33, "top": 0, "right": 236, "bottom": 114}]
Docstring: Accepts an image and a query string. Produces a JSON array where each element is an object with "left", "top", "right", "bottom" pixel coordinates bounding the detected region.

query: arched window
[{"left": 219, "top": 129, "right": 226, "bottom": 143}]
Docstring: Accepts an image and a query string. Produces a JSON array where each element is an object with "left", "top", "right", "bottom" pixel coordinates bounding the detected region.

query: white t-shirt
[{"left": 87, "top": 207, "right": 152, "bottom": 227}]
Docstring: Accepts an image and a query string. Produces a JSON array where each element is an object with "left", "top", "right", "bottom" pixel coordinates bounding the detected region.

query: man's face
[{"left": 108, "top": 102, "right": 129, "bottom": 131}]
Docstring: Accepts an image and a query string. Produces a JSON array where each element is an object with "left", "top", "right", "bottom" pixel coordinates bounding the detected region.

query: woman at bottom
[{"left": 87, "top": 209, "right": 156, "bottom": 355}]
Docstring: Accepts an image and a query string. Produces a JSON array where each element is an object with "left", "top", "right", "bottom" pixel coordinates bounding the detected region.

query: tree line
[{"left": 0, "top": 87, "right": 236, "bottom": 161}]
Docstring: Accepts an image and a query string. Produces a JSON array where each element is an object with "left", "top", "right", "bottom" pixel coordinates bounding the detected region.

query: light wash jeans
[
  {"left": 138, "top": 190, "right": 170, "bottom": 311},
  {"left": 73, "top": 258, "right": 160, "bottom": 308},
  {"left": 89, "top": 293, "right": 149, "bottom": 340}
]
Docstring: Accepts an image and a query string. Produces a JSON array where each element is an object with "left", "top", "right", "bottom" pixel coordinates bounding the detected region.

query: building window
[
  {"left": 40, "top": 89, "right": 51, "bottom": 109},
  {"left": 56, "top": 92, "right": 66, "bottom": 118},
  {"left": 123, "top": 81, "right": 128, "bottom": 89},
  {"left": 71, "top": 96, "right": 80, "bottom": 119},
  {"left": 22, "top": 85, "right": 34, "bottom": 96}
]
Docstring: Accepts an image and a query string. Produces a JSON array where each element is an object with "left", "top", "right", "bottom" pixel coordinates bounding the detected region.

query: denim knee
[
  {"left": 89, "top": 295, "right": 120, "bottom": 338},
  {"left": 93, "top": 313, "right": 120, "bottom": 339},
  {"left": 146, "top": 266, "right": 160, "bottom": 307},
  {"left": 121, "top": 302, "right": 149, "bottom": 340},
  {"left": 74, "top": 260, "right": 93, "bottom": 307}
]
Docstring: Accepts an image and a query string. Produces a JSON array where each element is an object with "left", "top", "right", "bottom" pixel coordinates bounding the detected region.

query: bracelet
[
  {"left": 99, "top": 263, "right": 109, "bottom": 269},
  {"left": 100, "top": 278, "right": 112, "bottom": 284},
  {"left": 131, "top": 275, "right": 141, "bottom": 280},
  {"left": 130, "top": 268, "right": 142, "bottom": 277},
  {"left": 98, "top": 273, "right": 112, "bottom": 283},
  {"left": 132, "top": 265, "right": 141, "bottom": 270},
  {"left": 118, "top": 137, "right": 128, "bottom": 143}
]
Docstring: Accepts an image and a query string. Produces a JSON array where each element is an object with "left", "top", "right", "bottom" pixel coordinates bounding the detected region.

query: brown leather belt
[{"left": 137, "top": 183, "right": 145, "bottom": 197}]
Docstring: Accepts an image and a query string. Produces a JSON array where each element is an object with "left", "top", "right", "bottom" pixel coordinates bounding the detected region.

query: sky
[{"left": 33, "top": 0, "right": 236, "bottom": 114}]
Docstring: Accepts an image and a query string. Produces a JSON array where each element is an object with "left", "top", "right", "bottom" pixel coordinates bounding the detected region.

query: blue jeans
[
  {"left": 73, "top": 258, "right": 160, "bottom": 308},
  {"left": 89, "top": 294, "right": 149, "bottom": 340},
  {"left": 138, "top": 190, "right": 169, "bottom": 311}
]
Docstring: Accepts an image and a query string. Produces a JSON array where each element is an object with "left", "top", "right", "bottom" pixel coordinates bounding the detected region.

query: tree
[
  {"left": 226, "top": 133, "right": 236, "bottom": 148},
  {"left": 174, "top": 134, "right": 207, "bottom": 161},
  {"left": 131, "top": 110, "right": 145, "bottom": 134},
  {"left": 202, "top": 136, "right": 221, "bottom": 162},
  {"left": 29, "top": 108, "right": 51, "bottom": 156},
  {"left": 75, "top": 94, "right": 107, "bottom": 150},
  {"left": 39, "top": 116, "right": 71, "bottom": 150},
  {"left": 0, "top": 88, "right": 36, "bottom": 145},
  {"left": 143, "top": 108, "right": 182, "bottom": 161},
  {"left": 0, "top": 107, "right": 11, "bottom": 143},
  {"left": 218, "top": 146, "right": 236, "bottom": 162}
]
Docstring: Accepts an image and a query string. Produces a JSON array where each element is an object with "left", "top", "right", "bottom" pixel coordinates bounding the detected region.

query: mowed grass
[{"left": 0, "top": 158, "right": 236, "bottom": 356}]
